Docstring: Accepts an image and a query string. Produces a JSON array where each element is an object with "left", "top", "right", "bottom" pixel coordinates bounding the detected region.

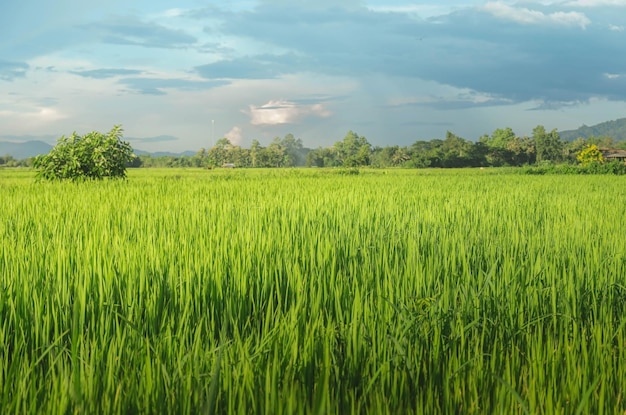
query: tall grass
[{"left": 1, "top": 168, "right": 625, "bottom": 413}]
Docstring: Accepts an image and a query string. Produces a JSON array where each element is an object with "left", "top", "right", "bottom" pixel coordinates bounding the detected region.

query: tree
[
  {"left": 409, "top": 141, "right": 436, "bottom": 168},
  {"left": 206, "top": 138, "right": 231, "bottom": 167},
  {"left": 250, "top": 140, "right": 262, "bottom": 167},
  {"left": 576, "top": 144, "right": 604, "bottom": 166},
  {"left": 305, "top": 147, "right": 338, "bottom": 167},
  {"left": 533, "top": 125, "right": 564, "bottom": 163},
  {"left": 334, "top": 131, "right": 371, "bottom": 167},
  {"left": 192, "top": 148, "right": 208, "bottom": 167},
  {"left": 441, "top": 131, "right": 474, "bottom": 167},
  {"left": 33, "top": 125, "right": 135, "bottom": 180},
  {"left": 480, "top": 128, "right": 518, "bottom": 166},
  {"left": 280, "top": 133, "right": 305, "bottom": 166},
  {"left": 266, "top": 137, "right": 287, "bottom": 167},
  {"left": 0, "top": 155, "right": 16, "bottom": 167},
  {"left": 370, "top": 145, "right": 396, "bottom": 167}
]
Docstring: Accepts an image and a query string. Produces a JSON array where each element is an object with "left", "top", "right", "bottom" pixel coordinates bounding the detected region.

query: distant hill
[
  {"left": 0, "top": 141, "right": 53, "bottom": 159},
  {"left": 134, "top": 149, "right": 196, "bottom": 157},
  {"left": 0, "top": 140, "right": 196, "bottom": 160},
  {"left": 559, "top": 118, "right": 626, "bottom": 141}
]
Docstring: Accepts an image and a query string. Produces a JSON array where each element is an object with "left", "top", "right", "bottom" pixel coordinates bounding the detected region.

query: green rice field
[{"left": 1, "top": 167, "right": 626, "bottom": 414}]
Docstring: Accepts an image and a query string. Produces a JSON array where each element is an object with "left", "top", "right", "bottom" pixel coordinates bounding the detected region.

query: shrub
[
  {"left": 576, "top": 144, "right": 604, "bottom": 166},
  {"left": 33, "top": 125, "right": 136, "bottom": 180}
]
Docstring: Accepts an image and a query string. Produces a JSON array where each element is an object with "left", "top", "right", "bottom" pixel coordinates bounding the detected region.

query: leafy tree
[
  {"left": 506, "top": 135, "right": 535, "bottom": 165},
  {"left": 576, "top": 144, "right": 604, "bottom": 166},
  {"left": 33, "top": 125, "right": 135, "bottom": 180},
  {"left": 250, "top": 140, "right": 262, "bottom": 167},
  {"left": 306, "top": 147, "right": 326, "bottom": 167},
  {"left": 586, "top": 135, "right": 615, "bottom": 148},
  {"left": 533, "top": 125, "right": 564, "bottom": 163},
  {"left": 480, "top": 128, "right": 518, "bottom": 166},
  {"left": 206, "top": 138, "right": 231, "bottom": 167},
  {"left": 334, "top": 131, "right": 371, "bottom": 167},
  {"left": 566, "top": 137, "right": 588, "bottom": 161},
  {"left": 192, "top": 148, "right": 208, "bottom": 167},
  {"left": 0, "top": 155, "right": 15, "bottom": 166},
  {"left": 441, "top": 131, "right": 474, "bottom": 167},
  {"left": 229, "top": 146, "right": 251, "bottom": 167},
  {"left": 370, "top": 146, "right": 396, "bottom": 167},
  {"left": 481, "top": 127, "right": 516, "bottom": 149},
  {"left": 265, "top": 137, "right": 287, "bottom": 167},
  {"left": 408, "top": 141, "right": 435, "bottom": 168},
  {"left": 306, "top": 147, "right": 339, "bottom": 167},
  {"left": 391, "top": 147, "right": 411, "bottom": 166},
  {"left": 280, "top": 133, "right": 305, "bottom": 166}
]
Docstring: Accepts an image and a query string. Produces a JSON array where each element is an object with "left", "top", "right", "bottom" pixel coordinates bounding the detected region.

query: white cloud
[
  {"left": 0, "top": 107, "right": 68, "bottom": 132},
  {"left": 564, "top": 0, "right": 626, "bottom": 6},
  {"left": 247, "top": 99, "right": 331, "bottom": 125},
  {"left": 225, "top": 125, "right": 243, "bottom": 145},
  {"left": 609, "top": 24, "right": 624, "bottom": 31},
  {"left": 366, "top": 4, "right": 449, "bottom": 17},
  {"left": 162, "top": 8, "right": 185, "bottom": 18},
  {"left": 483, "top": 2, "right": 591, "bottom": 28}
]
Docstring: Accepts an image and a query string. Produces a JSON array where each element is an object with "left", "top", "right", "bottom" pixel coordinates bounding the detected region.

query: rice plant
[{"left": 1, "top": 168, "right": 625, "bottom": 413}]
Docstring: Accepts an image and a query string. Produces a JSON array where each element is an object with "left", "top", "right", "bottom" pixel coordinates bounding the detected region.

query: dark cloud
[
  {"left": 196, "top": 42, "right": 235, "bottom": 54},
  {"left": 393, "top": 96, "right": 516, "bottom": 111},
  {"left": 0, "top": 60, "right": 29, "bottom": 81},
  {"left": 195, "top": 53, "right": 307, "bottom": 79},
  {"left": 83, "top": 16, "right": 197, "bottom": 49},
  {"left": 415, "top": 6, "right": 626, "bottom": 104},
  {"left": 289, "top": 95, "right": 348, "bottom": 105},
  {"left": 183, "top": 5, "right": 226, "bottom": 20},
  {"left": 203, "top": 5, "right": 428, "bottom": 78},
  {"left": 70, "top": 68, "right": 144, "bottom": 79},
  {"left": 119, "top": 77, "right": 230, "bottom": 95},
  {"left": 191, "top": 2, "right": 626, "bottom": 107},
  {"left": 2, "top": 14, "right": 198, "bottom": 64},
  {"left": 401, "top": 121, "right": 454, "bottom": 127}
]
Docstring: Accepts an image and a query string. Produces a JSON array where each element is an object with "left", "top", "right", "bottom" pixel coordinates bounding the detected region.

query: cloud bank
[{"left": 247, "top": 100, "right": 332, "bottom": 125}]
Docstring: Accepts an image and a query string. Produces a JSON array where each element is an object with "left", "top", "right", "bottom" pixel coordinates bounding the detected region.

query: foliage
[
  {"left": 519, "top": 161, "right": 626, "bottom": 175},
  {"left": 333, "top": 131, "right": 372, "bottom": 167},
  {"left": 576, "top": 144, "right": 604, "bottom": 166},
  {"left": 533, "top": 125, "right": 564, "bottom": 163},
  {"left": 0, "top": 155, "right": 15, "bottom": 167},
  {"left": 33, "top": 125, "right": 135, "bottom": 180},
  {"left": 20, "top": 125, "right": 626, "bottom": 172},
  {"left": 2, "top": 169, "right": 626, "bottom": 413}
]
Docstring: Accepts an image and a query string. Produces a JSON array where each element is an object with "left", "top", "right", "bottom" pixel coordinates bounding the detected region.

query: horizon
[
  {"left": 1, "top": 116, "right": 626, "bottom": 157},
  {"left": 2, "top": 1, "right": 626, "bottom": 152}
]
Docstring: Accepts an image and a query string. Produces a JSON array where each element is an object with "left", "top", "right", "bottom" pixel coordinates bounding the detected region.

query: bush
[
  {"left": 520, "top": 161, "right": 626, "bottom": 175},
  {"left": 34, "top": 125, "right": 136, "bottom": 180},
  {"left": 577, "top": 144, "right": 604, "bottom": 166},
  {"left": 581, "top": 160, "right": 626, "bottom": 175}
]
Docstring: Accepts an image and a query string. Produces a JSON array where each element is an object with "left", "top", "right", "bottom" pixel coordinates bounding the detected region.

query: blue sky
[{"left": 1, "top": 0, "right": 626, "bottom": 152}]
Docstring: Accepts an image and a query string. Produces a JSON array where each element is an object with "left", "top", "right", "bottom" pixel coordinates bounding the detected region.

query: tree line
[{"left": 134, "top": 126, "right": 626, "bottom": 169}]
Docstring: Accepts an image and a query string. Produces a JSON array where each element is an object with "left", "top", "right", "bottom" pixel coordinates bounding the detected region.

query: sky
[{"left": 1, "top": 0, "right": 626, "bottom": 152}]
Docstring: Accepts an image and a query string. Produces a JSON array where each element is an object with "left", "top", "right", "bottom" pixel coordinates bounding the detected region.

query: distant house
[
  {"left": 221, "top": 163, "right": 236, "bottom": 168},
  {"left": 600, "top": 149, "right": 626, "bottom": 163}
]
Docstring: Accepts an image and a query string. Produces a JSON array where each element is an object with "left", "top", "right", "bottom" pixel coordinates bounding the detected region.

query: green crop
[{"left": 1, "top": 168, "right": 625, "bottom": 414}]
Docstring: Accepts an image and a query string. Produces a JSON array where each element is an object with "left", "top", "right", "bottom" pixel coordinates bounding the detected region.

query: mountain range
[
  {"left": 0, "top": 141, "right": 53, "bottom": 160},
  {"left": 558, "top": 117, "right": 626, "bottom": 142},
  {"left": 0, "top": 141, "right": 194, "bottom": 160}
]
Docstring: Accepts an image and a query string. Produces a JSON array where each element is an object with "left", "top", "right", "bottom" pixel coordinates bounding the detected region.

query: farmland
[{"left": 1, "top": 168, "right": 626, "bottom": 414}]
